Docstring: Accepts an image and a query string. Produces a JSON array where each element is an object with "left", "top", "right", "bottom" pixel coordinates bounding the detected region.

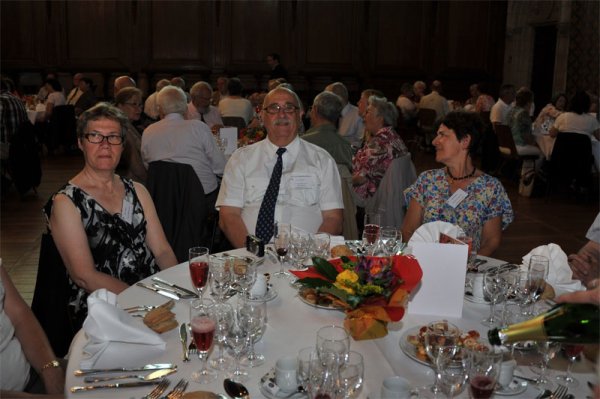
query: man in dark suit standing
[{"left": 267, "top": 53, "right": 288, "bottom": 80}]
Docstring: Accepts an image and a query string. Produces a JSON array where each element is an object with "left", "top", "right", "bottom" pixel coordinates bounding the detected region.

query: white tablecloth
[
  {"left": 26, "top": 104, "right": 46, "bottom": 124},
  {"left": 65, "top": 251, "right": 597, "bottom": 398}
]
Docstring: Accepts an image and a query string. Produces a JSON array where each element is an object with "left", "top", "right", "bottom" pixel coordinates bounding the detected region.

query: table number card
[
  {"left": 219, "top": 127, "right": 238, "bottom": 155},
  {"left": 407, "top": 242, "right": 468, "bottom": 318}
]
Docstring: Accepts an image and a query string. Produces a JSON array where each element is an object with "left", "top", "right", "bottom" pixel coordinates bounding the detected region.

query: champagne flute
[
  {"left": 422, "top": 321, "right": 460, "bottom": 396},
  {"left": 238, "top": 297, "right": 267, "bottom": 367},
  {"left": 189, "top": 247, "right": 210, "bottom": 301},
  {"left": 481, "top": 270, "right": 507, "bottom": 327},
  {"left": 527, "top": 256, "right": 549, "bottom": 314},
  {"left": 556, "top": 344, "right": 583, "bottom": 387},
  {"left": 273, "top": 222, "right": 291, "bottom": 278},
  {"left": 190, "top": 299, "right": 217, "bottom": 384}
]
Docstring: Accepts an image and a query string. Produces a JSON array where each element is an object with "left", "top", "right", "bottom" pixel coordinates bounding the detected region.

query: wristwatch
[{"left": 41, "top": 359, "right": 61, "bottom": 371}]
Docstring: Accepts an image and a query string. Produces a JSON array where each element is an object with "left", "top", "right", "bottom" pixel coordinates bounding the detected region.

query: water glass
[
  {"left": 290, "top": 228, "right": 310, "bottom": 269},
  {"left": 209, "top": 302, "right": 233, "bottom": 371},
  {"left": 238, "top": 297, "right": 267, "bottom": 367},
  {"left": 437, "top": 346, "right": 468, "bottom": 398},
  {"left": 297, "top": 346, "right": 317, "bottom": 390},
  {"left": 311, "top": 232, "right": 331, "bottom": 258},
  {"left": 316, "top": 325, "right": 350, "bottom": 364},
  {"left": 423, "top": 321, "right": 460, "bottom": 395},
  {"left": 339, "top": 351, "right": 364, "bottom": 398},
  {"left": 232, "top": 259, "right": 257, "bottom": 297},
  {"left": 465, "top": 348, "right": 503, "bottom": 399},
  {"left": 379, "top": 226, "right": 401, "bottom": 256},
  {"left": 208, "top": 254, "right": 232, "bottom": 302}
]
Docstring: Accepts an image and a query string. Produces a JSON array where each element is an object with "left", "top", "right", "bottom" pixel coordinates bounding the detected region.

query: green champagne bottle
[{"left": 488, "top": 303, "right": 599, "bottom": 345}]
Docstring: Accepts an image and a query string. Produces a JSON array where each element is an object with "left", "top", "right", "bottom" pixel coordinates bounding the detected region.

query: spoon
[{"left": 224, "top": 378, "right": 250, "bottom": 398}]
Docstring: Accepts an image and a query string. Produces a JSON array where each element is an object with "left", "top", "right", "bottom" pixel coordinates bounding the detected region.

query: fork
[
  {"left": 165, "top": 378, "right": 188, "bottom": 399},
  {"left": 142, "top": 378, "right": 170, "bottom": 399},
  {"left": 551, "top": 384, "right": 567, "bottom": 399},
  {"left": 187, "top": 324, "right": 198, "bottom": 355}
]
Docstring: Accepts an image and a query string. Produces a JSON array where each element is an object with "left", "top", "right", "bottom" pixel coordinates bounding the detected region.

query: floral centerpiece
[
  {"left": 292, "top": 255, "right": 423, "bottom": 340},
  {"left": 238, "top": 125, "right": 266, "bottom": 146}
]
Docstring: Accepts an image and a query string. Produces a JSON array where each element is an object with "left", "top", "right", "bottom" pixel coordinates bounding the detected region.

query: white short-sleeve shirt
[
  {"left": 216, "top": 136, "right": 344, "bottom": 235},
  {"left": 553, "top": 112, "right": 600, "bottom": 138}
]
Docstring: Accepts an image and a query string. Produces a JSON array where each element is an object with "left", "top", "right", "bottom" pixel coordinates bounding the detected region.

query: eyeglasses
[
  {"left": 123, "top": 102, "right": 142, "bottom": 108},
  {"left": 84, "top": 133, "right": 124, "bottom": 145},
  {"left": 264, "top": 103, "right": 299, "bottom": 114}
]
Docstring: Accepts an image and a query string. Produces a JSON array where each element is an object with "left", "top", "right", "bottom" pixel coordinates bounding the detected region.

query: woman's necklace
[{"left": 446, "top": 166, "right": 476, "bottom": 182}]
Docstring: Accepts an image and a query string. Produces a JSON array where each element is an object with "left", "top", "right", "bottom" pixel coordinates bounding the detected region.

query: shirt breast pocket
[
  {"left": 284, "top": 174, "right": 320, "bottom": 206},
  {"left": 244, "top": 177, "right": 268, "bottom": 204}
]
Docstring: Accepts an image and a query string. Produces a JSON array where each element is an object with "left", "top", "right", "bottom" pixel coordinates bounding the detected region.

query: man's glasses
[
  {"left": 84, "top": 133, "right": 124, "bottom": 145},
  {"left": 123, "top": 102, "right": 142, "bottom": 108},
  {"left": 264, "top": 103, "right": 299, "bottom": 114}
]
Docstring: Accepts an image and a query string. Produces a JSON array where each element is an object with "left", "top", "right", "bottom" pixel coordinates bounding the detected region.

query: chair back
[
  {"left": 550, "top": 132, "right": 593, "bottom": 189},
  {"left": 417, "top": 108, "right": 437, "bottom": 130},
  {"left": 146, "top": 161, "right": 208, "bottom": 262},
  {"left": 364, "top": 153, "right": 417, "bottom": 228},
  {"left": 494, "top": 124, "right": 518, "bottom": 157},
  {"left": 222, "top": 116, "right": 247, "bottom": 129},
  {"left": 337, "top": 164, "right": 358, "bottom": 240},
  {"left": 49, "top": 104, "right": 77, "bottom": 148}
]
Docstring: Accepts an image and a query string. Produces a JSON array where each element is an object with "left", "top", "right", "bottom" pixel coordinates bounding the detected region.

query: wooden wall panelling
[{"left": 1, "top": 1, "right": 48, "bottom": 69}]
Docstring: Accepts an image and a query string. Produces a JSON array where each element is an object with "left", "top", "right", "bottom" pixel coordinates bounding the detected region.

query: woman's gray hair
[
  {"left": 157, "top": 86, "right": 188, "bottom": 115},
  {"left": 77, "top": 102, "right": 128, "bottom": 140},
  {"left": 368, "top": 95, "right": 398, "bottom": 127}
]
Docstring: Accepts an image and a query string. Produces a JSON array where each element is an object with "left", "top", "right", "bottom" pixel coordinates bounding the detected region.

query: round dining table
[{"left": 65, "top": 249, "right": 598, "bottom": 398}]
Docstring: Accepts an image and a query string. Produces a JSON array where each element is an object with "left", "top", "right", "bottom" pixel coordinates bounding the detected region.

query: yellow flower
[{"left": 334, "top": 270, "right": 359, "bottom": 294}]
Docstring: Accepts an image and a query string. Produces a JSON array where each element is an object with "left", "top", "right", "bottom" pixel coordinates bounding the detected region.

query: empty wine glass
[
  {"left": 437, "top": 346, "right": 467, "bottom": 398},
  {"left": 297, "top": 346, "right": 317, "bottom": 391},
  {"left": 339, "top": 351, "right": 364, "bottom": 398},
  {"left": 189, "top": 247, "right": 210, "bottom": 301},
  {"left": 316, "top": 325, "right": 350, "bottom": 365},
  {"left": 238, "top": 297, "right": 267, "bottom": 367},
  {"left": 527, "top": 256, "right": 549, "bottom": 315},
  {"left": 423, "top": 321, "right": 460, "bottom": 396},
  {"left": 481, "top": 270, "right": 507, "bottom": 327},
  {"left": 208, "top": 254, "right": 232, "bottom": 302},
  {"left": 209, "top": 302, "right": 233, "bottom": 371},
  {"left": 189, "top": 299, "right": 217, "bottom": 383},
  {"left": 232, "top": 259, "right": 257, "bottom": 298},
  {"left": 290, "top": 228, "right": 310, "bottom": 270},
  {"left": 273, "top": 222, "right": 291, "bottom": 278},
  {"left": 226, "top": 320, "right": 249, "bottom": 382},
  {"left": 380, "top": 226, "right": 401, "bottom": 256},
  {"left": 311, "top": 232, "right": 330, "bottom": 258},
  {"left": 532, "top": 341, "right": 561, "bottom": 389},
  {"left": 556, "top": 344, "right": 583, "bottom": 387}
]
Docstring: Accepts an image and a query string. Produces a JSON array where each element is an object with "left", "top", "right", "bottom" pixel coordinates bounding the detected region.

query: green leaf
[
  {"left": 296, "top": 277, "right": 332, "bottom": 289},
  {"left": 312, "top": 257, "right": 339, "bottom": 281},
  {"left": 320, "top": 285, "right": 349, "bottom": 302}
]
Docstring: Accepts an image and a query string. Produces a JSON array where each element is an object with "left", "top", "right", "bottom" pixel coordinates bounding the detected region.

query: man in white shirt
[
  {"left": 217, "top": 87, "right": 344, "bottom": 248},
  {"left": 419, "top": 80, "right": 449, "bottom": 122},
  {"left": 66, "top": 73, "right": 84, "bottom": 105},
  {"left": 187, "top": 81, "right": 224, "bottom": 130},
  {"left": 141, "top": 86, "right": 226, "bottom": 203},
  {"left": 396, "top": 83, "right": 418, "bottom": 122},
  {"left": 490, "top": 84, "right": 516, "bottom": 125},
  {"left": 144, "top": 79, "right": 171, "bottom": 120},
  {"left": 325, "top": 82, "right": 364, "bottom": 149}
]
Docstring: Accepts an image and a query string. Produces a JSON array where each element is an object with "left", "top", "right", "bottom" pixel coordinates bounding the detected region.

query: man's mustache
[{"left": 274, "top": 118, "right": 291, "bottom": 126}]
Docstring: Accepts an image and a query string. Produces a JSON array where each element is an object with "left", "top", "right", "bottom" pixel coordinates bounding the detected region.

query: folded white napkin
[
  {"left": 80, "top": 289, "right": 166, "bottom": 369},
  {"left": 329, "top": 235, "right": 346, "bottom": 249},
  {"left": 408, "top": 221, "right": 465, "bottom": 245},
  {"left": 521, "top": 244, "right": 584, "bottom": 296}
]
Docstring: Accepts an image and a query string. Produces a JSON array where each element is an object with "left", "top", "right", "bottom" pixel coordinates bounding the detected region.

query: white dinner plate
[
  {"left": 259, "top": 368, "right": 307, "bottom": 399},
  {"left": 464, "top": 293, "right": 489, "bottom": 304},
  {"left": 494, "top": 379, "right": 528, "bottom": 395}
]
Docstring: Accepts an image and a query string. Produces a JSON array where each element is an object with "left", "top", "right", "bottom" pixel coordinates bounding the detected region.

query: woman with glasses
[
  {"left": 114, "top": 87, "right": 147, "bottom": 183},
  {"left": 43, "top": 103, "right": 177, "bottom": 328}
]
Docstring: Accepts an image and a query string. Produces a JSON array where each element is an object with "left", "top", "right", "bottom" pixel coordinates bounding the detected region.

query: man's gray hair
[
  {"left": 156, "top": 79, "right": 171, "bottom": 92},
  {"left": 190, "top": 81, "right": 213, "bottom": 96},
  {"left": 263, "top": 87, "right": 304, "bottom": 113},
  {"left": 313, "top": 91, "right": 343, "bottom": 124},
  {"left": 325, "top": 82, "right": 349, "bottom": 104},
  {"left": 157, "top": 86, "right": 188, "bottom": 116},
  {"left": 368, "top": 95, "right": 398, "bottom": 127}
]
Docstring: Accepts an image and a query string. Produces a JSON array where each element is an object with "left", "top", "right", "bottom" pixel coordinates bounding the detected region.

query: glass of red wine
[
  {"left": 189, "top": 246, "right": 210, "bottom": 301},
  {"left": 190, "top": 298, "right": 217, "bottom": 383},
  {"left": 362, "top": 213, "right": 381, "bottom": 254},
  {"left": 556, "top": 344, "right": 583, "bottom": 387},
  {"left": 273, "top": 222, "right": 291, "bottom": 278},
  {"left": 465, "top": 348, "right": 502, "bottom": 399}
]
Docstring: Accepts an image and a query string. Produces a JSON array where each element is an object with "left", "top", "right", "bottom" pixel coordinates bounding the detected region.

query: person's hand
[
  {"left": 568, "top": 252, "right": 599, "bottom": 288},
  {"left": 555, "top": 283, "right": 600, "bottom": 305}
]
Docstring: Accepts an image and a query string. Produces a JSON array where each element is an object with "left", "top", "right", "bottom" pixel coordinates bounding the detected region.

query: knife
[
  {"left": 74, "top": 363, "right": 176, "bottom": 376},
  {"left": 151, "top": 283, "right": 195, "bottom": 299},
  {"left": 152, "top": 277, "right": 197, "bottom": 297},
  {"left": 136, "top": 282, "right": 179, "bottom": 300},
  {"left": 70, "top": 379, "right": 161, "bottom": 392}
]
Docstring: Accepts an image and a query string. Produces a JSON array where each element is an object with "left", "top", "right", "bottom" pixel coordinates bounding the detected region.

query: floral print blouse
[
  {"left": 533, "top": 103, "right": 563, "bottom": 136},
  {"left": 352, "top": 126, "right": 408, "bottom": 200},
  {"left": 404, "top": 168, "right": 514, "bottom": 251}
]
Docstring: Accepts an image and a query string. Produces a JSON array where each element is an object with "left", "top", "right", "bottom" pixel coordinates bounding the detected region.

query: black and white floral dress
[{"left": 43, "top": 176, "right": 158, "bottom": 324}]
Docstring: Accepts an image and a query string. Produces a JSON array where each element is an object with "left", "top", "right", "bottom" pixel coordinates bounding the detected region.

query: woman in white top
[
  {"left": 550, "top": 91, "right": 600, "bottom": 140},
  {"left": 218, "top": 77, "right": 254, "bottom": 125},
  {"left": 41, "top": 78, "right": 66, "bottom": 122}
]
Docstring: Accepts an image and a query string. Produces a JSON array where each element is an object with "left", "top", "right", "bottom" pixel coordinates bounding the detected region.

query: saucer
[
  {"left": 246, "top": 285, "right": 278, "bottom": 302},
  {"left": 494, "top": 379, "right": 527, "bottom": 395},
  {"left": 259, "top": 368, "right": 307, "bottom": 399}
]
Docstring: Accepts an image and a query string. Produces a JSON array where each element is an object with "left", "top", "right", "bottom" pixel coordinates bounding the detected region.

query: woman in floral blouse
[
  {"left": 402, "top": 111, "right": 513, "bottom": 256},
  {"left": 533, "top": 92, "right": 567, "bottom": 136},
  {"left": 352, "top": 96, "right": 408, "bottom": 202}
]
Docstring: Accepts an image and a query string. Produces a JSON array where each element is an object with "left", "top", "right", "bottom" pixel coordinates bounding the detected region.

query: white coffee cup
[
  {"left": 498, "top": 359, "right": 517, "bottom": 388},
  {"left": 381, "top": 376, "right": 412, "bottom": 398},
  {"left": 470, "top": 273, "right": 485, "bottom": 300},
  {"left": 249, "top": 273, "right": 268, "bottom": 298},
  {"left": 275, "top": 355, "right": 298, "bottom": 392}
]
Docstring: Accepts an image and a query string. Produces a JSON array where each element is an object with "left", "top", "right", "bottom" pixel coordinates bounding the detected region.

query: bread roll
[{"left": 331, "top": 245, "right": 353, "bottom": 258}]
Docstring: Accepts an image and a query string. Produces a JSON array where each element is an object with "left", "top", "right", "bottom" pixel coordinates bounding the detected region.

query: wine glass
[
  {"left": 362, "top": 213, "right": 381, "bottom": 253},
  {"left": 226, "top": 319, "right": 249, "bottom": 382},
  {"left": 297, "top": 346, "right": 317, "bottom": 391},
  {"left": 273, "top": 222, "right": 291, "bottom": 278},
  {"left": 208, "top": 254, "right": 232, "bottom": 302},
  {"left": 189, "top": 247, "right": 210, "bottom": 300},
  {"left": 465, "top": 348, "right": 503, "bottom": 399},
  {"left": 531, "top": 341, "right": 561, "bottom": 388},
  {"left": 311, "top": 232, "right": 331, "bottom": 258},
  {"left": 422, "top": 321, "right": 460, "bottom": 396},
  {"left": 339, "top": 351, "right": 364, "bottom": 398},
  {"left": 437, "top": 346, "right": 467, "bottom": 398},
  {"left": 232, "top": 259, "right": 257, "bottom": 298},
  {"left": 238, "top": 297, "right": 267, "bottom": 367},
  {"left": 189, "top": 298, "right": 217, "bottom": 383},
  {"left": 556, "top": 344, "right": 583, "bottom": 387},
  {"left": 380, "top": 226, "right": 401, "bottom": 256},
  {"left": 316, "top": 325, "right": 350, "bottom": 365},
  {"left": 481, "top": 270, "right": 507, "bottom": 327},
  {"left": 209, "top": 302, "right": 234, "bottom": 371},
  {"left": 290, "top": 228, "right": 310, "bottom": 270},
  {"left": 527, "top": 256, "right": 549, "bottom": 314}
]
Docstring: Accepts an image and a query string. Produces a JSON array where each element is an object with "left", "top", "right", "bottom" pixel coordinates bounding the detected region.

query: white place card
[
  {"left": 219, "top": 127, "right": 238, "bottom": 155},
  {"left": 407, "top": 242, "right": 468, "bottom": 318}
]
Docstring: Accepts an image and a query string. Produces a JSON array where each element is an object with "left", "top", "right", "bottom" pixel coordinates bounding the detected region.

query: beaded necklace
[{"left": 446, "top": 166, "right": 476, "bottom": 182}]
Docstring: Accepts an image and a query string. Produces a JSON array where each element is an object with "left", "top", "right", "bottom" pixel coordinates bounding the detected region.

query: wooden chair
[
  {"left": 222, "top": 116, "right": 247, "bottom": 129},
  {"left": 416, "top": 108, "right": 437, "bottom": 151},
  {"left": 546, "top": 132, "right": 593, "bottom": 197},
  {"left": 493, "top": 124, "right": 538, "bottom": 179}
]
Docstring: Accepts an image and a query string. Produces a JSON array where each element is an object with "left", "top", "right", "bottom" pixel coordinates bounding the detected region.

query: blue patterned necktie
[{"left": 255, "top": 147, "right": 286, "bottom": 243}]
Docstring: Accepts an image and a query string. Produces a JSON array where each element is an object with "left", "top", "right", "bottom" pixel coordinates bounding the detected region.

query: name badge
[
  {"left": 446, "top": 188, "right": 468, "bottom": 209},
  {"left": 289, "top": 174, "right": 315, "bottom": 189},
  {"left": 121, "top": 198, "right": 134, "bottom": 224}
]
